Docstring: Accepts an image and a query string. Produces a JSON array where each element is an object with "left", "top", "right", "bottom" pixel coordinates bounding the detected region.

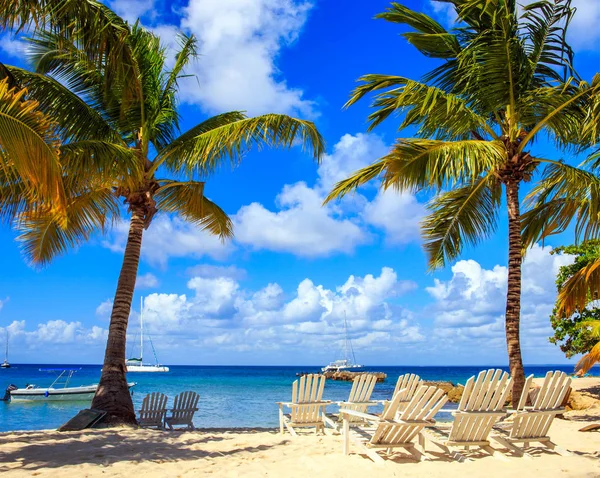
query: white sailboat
[
  {"left": 322, "top": 312, "right": 364, "bottom": 373},
  {"left": 126, "top": 297, "right": 169, "bottom": 373},
  {"left": 1, "top": 330, "right": 10, "bottom": 368}
]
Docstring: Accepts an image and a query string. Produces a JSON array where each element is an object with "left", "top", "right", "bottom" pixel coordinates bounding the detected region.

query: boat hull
[
  {"left": 9, "top": 383, "right": 136, "bottom": 402},
  {"left": 126, "top": 365, "right": 169, "bottom": 373}
]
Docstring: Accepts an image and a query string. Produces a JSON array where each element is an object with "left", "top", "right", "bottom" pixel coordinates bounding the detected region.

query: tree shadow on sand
[{"left": 0, "top": 428, "right": 287, "bottom": 473}]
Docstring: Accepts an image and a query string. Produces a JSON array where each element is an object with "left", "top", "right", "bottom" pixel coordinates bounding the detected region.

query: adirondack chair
[
  {"left": 340, "top": 385, "right": 448, "bottom": 463},
  {"left": 323, "top": 373, "right": 378, "bottom": 431},
  {"left": 277, "top": 374, "right": 330, "bottom": 436},
  {"left": 382, "top": 373, "right": 423, "bottom": 415},
  {"left": 138, "top": 392, "right": 168, "bottom": 429},
  {"left": 422, "top": 369, "right": 512, "bottom": 461},
  {"left": 165, "top": 391, "right": 200, "bottom": 430},
  {"left": 492, "top": 371, "right": 572, "bottom": 456}
]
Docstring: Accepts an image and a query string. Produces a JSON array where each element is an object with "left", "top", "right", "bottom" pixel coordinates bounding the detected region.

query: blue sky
[{"left": 0, "top": 0, "right": 599, "bottom": 366}]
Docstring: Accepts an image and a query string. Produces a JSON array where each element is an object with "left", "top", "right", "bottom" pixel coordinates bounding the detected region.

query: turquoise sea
[{"left": 0, "top": 364, "right": 589, "bottom": 433}]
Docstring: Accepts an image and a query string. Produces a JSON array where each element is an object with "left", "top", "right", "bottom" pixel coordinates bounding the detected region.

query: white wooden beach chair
[
  {"left": 323, "top": 373, "right": 378, "bottom": 431},
  {"left": 382, "top": 373, "right": 423, "bottom": 415},
  {"left": 422, "top": 369, "right": 512, "bottom": 461},
  {"left": 341, "top": 385, "right": 448, "bottom": 463},
  {"left": 492, "top": 371, "right": 572, "bottom": 456},
  {"left": 277, "top": 374, "right": 330, "bottom": 436},
  {"left": 165, "top": 391, "right": 200, "bottom": 430},
  {"left": 138, "top": 392, "right": 168, "bottom": 429}
]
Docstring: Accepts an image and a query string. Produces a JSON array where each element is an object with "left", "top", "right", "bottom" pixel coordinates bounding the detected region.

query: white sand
[{"left": 0, "top": 377, "right": 598, "bottom": 477}]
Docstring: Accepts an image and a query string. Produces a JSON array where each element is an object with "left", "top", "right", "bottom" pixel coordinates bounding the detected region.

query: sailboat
[
  {"left": 126, "top": 297, "right": 169, "bottom": 373},
  {"left": 321, "top": 312, "right": 363, "bottom": 372},
  {"left": 1, "top": 331, "right": 10, "bottom": 368}
]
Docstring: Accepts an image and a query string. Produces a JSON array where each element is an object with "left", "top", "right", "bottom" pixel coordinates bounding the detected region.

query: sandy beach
[{"left": 1, "top": 377, "right": 598, "bottom": 478}]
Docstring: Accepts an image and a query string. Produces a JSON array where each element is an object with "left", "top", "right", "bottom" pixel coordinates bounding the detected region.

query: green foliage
[{"left": 549, "top": 241, "right": 600, "bottom": 357}]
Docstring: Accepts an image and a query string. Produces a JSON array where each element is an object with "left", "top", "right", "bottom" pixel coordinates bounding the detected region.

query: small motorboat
[{"left": 3, "top": 368, "right": 135, "bottom": 402}]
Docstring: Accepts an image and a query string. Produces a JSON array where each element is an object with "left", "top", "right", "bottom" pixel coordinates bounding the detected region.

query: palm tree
[
  {"left": 574, "top": 321, "right": 600, "bottom": 374},
  {"left": 2, "top": 20, "right": 324, "bottom": 424},
  {"left": 324, "top": 0, "right": 599, "bottom": 401}
]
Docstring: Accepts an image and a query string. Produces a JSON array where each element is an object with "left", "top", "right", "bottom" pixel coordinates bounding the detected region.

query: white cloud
[
  {"left": 109, "top": 0, "right": 156, "bottom": 23},
  {"left": 0, "top": 36, "right": 28, "bottom": 58},
  {"left": 0, "top": 297, "right": 7, "bottom": 312},
  {"left": 429, "top": 0, "right": 457, "bottom": 25},
  {"left": 136, "top": 272, "right": 159, "bottom": 289},
  {"left": 186, "top": 264, "right": 247, "bottom": 280},
  {"left": 104, "top": 215, "right": 233, "bottom": 267},
  {"left": 234, "top": 133, "right": 425, "bottom": 257},
  {"left": 363, "top": 189, "right": 425, "bottom": 244},
  {"left": 425, "top": 244, "right": 574, "bottom": 351},
  {"left": 172, "top": 0, "right": 316, "bottom": 116},
  {"left": 95, "top": 299, "right": 113, "bottom": 318},
  {"left": 234, "top": 182, "right": 369, "bottom": 257},
  {"left": 0, "top": 319, "right": 108, "bottom": 348},
  {"left": 136, "top": 267, "right": 423, "bottom": 357}
]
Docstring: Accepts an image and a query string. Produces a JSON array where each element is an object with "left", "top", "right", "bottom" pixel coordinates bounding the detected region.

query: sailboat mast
[
  {"left": 344, "top": 312, "right": 349, "bottom": 363},
  {"left": 5, "top": 330, "right": 8, "bottom": 361},
  {"left": 140, "top": 296, "right": 144, "bottom": 363}
]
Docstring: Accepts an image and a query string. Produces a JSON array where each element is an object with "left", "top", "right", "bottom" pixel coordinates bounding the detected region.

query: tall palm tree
[
  {"left": 325, "top": 0, "right": 599, "bottom": 401},
  {"left": 2, "top": 20, "right": 324, "bottom": 424}
]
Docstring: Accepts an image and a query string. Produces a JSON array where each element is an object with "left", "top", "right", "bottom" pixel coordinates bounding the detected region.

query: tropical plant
[
  {"left": 574, "top": 320, "right": 600, "bottom": 374},
  {"left": 324, "top": 0, "right": 599, "bottom": 401},
  {"left": 1, "top": 19, "right": 324, "bottom": 423},
  {"left": 548, "top": 242, "right": 600, "bottom": 359}
]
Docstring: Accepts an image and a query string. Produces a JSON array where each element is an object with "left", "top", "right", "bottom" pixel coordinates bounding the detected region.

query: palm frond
[
  {"left": 422, "top": 174, "right": 501, "bottom": 269},
  {"left": 575, "top": 341, "right": 600, "bottom": 374},
  {"left": 153, "top": 113, "right": 325, "bottom": 176},
  {"left": 3, "top": 66, "right": 120, "bottom": 142},
  {"left": 324, "top": 160, "right": 388, "bottom": 204},
  {"left": 0, "top": 78, "right": 65, "bottom": 214},
  {"left": 155, "top": 180, "right": 233, "bottom": 241},
  {"left": 522, "top": 161, "right": 600, "bottom": 247},
  {"left": 16, "top": 186, "right": 120, "bottom": 266},
  {"left": 555, "top": 260, "right": 600, "bottom": 317},
  {"left": 346, "top": 74, "right": 496, "bottom": 139}
]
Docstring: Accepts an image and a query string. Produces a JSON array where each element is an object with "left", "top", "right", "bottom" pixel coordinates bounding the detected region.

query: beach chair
[
  {"left": 165, "top": 391, "right": 200, "bottom": 430},
  {"left": 422, "top": 369, "right": 511, "bottom": 461},
  {"left": 277, "top": 374, "right": 330, "bottom": 436},
  {"left": 138, "top": 392, "right": 168, "bottom": 429},
  {"left": 492, "top": 371, "right": 572, "bottom": 456},
  {"left": 323, "top": 373, "right": 378, "bottom": 431},
  {"left": 382, "top": 373, "right": 422, "bottom": 415},
  {"left": 341, "top": 385, "right": 448, "bottom": 463}
]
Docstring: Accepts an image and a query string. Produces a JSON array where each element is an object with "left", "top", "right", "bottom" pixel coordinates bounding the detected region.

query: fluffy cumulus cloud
[
  {"left": 0, "top": 36, "right": 28, "bottom": 58},
  {"left": 104, "top": 215, "right": 233, "bottom": 267},
  {"left": 152, "top": 0, "right": 315, "bottom": 116},
  {"left": 136, "top": 272, "right": 160, "bottom": 289},
  {"left": 424, "top": 244, "right": 574, "bottom": 359},
  {"left": 133, "top": 267, "right": 423, "bottom": 359},
  {"left": 0, "top": 319, "right": 108, "bottom": 356},
  {"left": 234, "top": 133, "right": 426, "bottom": 257}
]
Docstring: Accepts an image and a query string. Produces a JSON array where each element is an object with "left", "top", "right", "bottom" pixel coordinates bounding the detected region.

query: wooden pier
[{"left": 297, "top": 371, "right": 387, "bottom": 382}]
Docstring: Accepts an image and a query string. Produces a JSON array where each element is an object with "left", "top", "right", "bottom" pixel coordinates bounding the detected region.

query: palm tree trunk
[
  {"left": 91, "top": 205, "right": 145, "bottom": 424},
  {"left": 505, "top": 180, "right": 526, "bottom": 404}
]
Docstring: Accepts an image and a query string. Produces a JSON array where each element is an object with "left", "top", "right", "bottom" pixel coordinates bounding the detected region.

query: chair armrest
[{"left": 340, "top": 409, "right": 380, "bottom": 422}]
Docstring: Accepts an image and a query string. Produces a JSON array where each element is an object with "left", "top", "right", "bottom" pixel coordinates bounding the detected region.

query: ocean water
[{"left": 0, "top": 364, "right": 588, "bottom": 433}]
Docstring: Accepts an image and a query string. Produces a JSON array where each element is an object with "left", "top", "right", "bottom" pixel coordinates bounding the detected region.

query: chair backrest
[
  {"left": 290, "top": 374, "right": 326, "bottom": 424},
  {"left": 449, "top": 369, "right": 512, "bottom": 444},
  {"left": 139, "top": 392, "right": 168, "bottom": 426},
  {"left": 393, "top": 374, "right": 422, "bottom": 402},
  {"left": 370, "top": 385, "right": 447, "bottom": 446},
  {"left": 171, "top": 391, "right": 200, "bottom": 421},
  {"left": 340, "top": 374, "right": 378, "bottom": 422},
  {"left": 510, "top": 371, "right": 572, "bottom": 440}
]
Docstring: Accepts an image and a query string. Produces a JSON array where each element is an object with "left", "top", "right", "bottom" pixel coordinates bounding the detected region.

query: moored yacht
[
  {"left": 126, "top": 297, "right": 169, "bottom": 373},
  {"left": 322, "top": 312, "right": 364, "bottom": 373}
]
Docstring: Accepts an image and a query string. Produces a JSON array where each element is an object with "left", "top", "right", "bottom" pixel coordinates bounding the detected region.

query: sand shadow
[{"left": 0, "top": 428, "right": 283, "bottom": 473}]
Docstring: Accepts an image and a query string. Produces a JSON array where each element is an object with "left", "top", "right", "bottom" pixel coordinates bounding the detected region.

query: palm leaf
[
  {"left": 0, "top": 78, "right": 65, "bottom": 215},
  {"left": 155, "top": 180, "right": 233, "bottom": 240},
  {"left": 556, "top": 260, "right": 600, "bottom": 317},
  {"left": 16, "top": 186, "right": 120, "bottom": 266},
  {"left": 575, "top": 341, "right": 600, "bottom": 374},
  {"left": 153, "top": 113, "right": 325, "bottom": 176},
  {"left": 422, "top": 174, "right": 501, "bottom": 269}
]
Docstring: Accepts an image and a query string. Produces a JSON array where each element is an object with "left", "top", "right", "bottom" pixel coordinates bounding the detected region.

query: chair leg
[{"left": 545, "top": 441, "right": 572, "bottom": 456}]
